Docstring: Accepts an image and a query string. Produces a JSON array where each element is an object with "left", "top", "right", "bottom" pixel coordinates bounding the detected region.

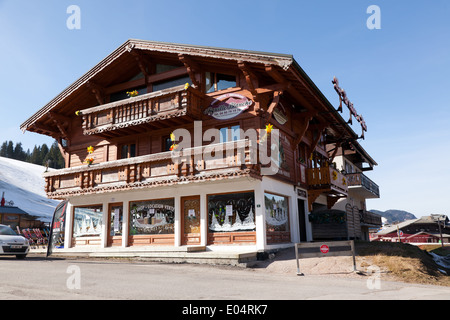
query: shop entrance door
[
  {"left": 181, "top": 196, "right": 201, "bottom": 245},
  {"left": 107, "top": 203, "right": 123, "bottom": 247},
  {"left": 298, "top": 199, "right": 307, "bottom": 242}
]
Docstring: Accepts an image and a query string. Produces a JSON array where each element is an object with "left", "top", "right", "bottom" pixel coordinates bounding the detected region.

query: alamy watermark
[
  {"left": 367, "top": 5, "right": 381, "bottom": 30},
  {"left": 66, "top": 5, "right": 81, "bottom": 30},
  {"left": 366, "top": 265, "right": 381, "bottom": 289},
  {"left": 66, "top": 265, "right": 81, "bottom": 290}
]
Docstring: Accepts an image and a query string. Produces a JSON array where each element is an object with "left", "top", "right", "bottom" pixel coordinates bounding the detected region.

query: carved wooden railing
[
  {"left": 306, "top": 166, "right": 348, "bottom": 194},
  {"left": 79, "top": 85, "right": 204, "bottom": 135},
  {"left": 43, "top": 139, "right": 259, "bottom": 199}
]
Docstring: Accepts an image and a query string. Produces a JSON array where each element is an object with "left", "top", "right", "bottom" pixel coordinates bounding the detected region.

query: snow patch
[
  {"left": 0, "top": 156, "right": 60, "bottom": 222},
  {"left": 430, "top": 252, "right": 450, "bottom": 274}
]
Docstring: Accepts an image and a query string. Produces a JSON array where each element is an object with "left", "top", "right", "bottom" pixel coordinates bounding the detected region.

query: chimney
[{"left": 1, "top": 192, "right": 5, "bottom": 207}]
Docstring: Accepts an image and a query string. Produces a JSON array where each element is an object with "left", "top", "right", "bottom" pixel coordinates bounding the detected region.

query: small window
[
  {"left": 153, "top": 76, "right": 191, "bottom": 92},
  {"left": 120, "top": 143, "right": 136, "bottom": 159},
  {"left": 155, "top": 64, "right": 179, "bottom": 74},
  {"left": 206, "top": 72, "right": 236, "bottom": 93},
  {"left": 219, "top": 125, "right": 240, "bottom": 143},
  {"left": 162, "top": 136, "right": 173, "bottom": 152},
  {"left": 110, "top": 85, "right": 147, "bottom": 103}
]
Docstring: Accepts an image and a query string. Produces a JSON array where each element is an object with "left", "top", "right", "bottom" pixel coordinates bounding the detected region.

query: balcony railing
[
  {"left": 306, "top": 167, "right": 348, "bottom": 194},
  {"left": 346, "top": 172, "right": 380, "bottom": 198},
  {"left": 43, "top": 139, "right": 258, "bottom": 199},
  {"left": 80, "top": 85, "right": 204, "bottom": 136},
  {"left": 360, "top": 210, "right": 382, "bottom": 226}
]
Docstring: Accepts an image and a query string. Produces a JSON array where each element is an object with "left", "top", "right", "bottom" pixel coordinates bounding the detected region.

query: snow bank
[
  {"left": 430, "top": 252, "right": 450, "bottom": 274},
  {"left": 0, "top": 156, "right": 60, "bottom": 222}
]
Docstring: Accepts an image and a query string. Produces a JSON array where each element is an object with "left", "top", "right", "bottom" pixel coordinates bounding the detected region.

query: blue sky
[{"left": 1, "top": 0, "right": 449, "bottom": 217}]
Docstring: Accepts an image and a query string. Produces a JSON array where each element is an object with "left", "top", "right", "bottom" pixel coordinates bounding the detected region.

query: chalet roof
[
  {"left": 20, "top": 39, "right": 361, "bottom": 144},
  {"left": 406, "top": 231, "right": 450, "bottom": 239},
  {"left": 376, "top": 219, "right": 419, "bottom": 235},
  {"left": 377, "top": 215, "right": 450, "bottom": 236},
  {"left": 0, "top": 206, "right": 29, "bottom": 215}
]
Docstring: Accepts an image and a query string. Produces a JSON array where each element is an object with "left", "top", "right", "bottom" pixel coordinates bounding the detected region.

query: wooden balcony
[
  {"left": 306, "top": 167, "right": 348, "bottom": 194},
  {"left": 79, "top": 85, "right": 204, "bottom": 137},
  {"left": 346, "top": 172, "right": 380, "bottom": 199},
  {"left": 43, "top": 139, "right": 259, "bottom": 199},
  {"left": 306, "top": 167, "right": 348, "bottom": 211}
]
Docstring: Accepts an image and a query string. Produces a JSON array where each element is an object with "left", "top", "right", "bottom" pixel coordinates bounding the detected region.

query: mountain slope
[
  {"left": 0, "top": 156, "right": 60, "bottom": 222},
  {"left": 371, "top": 209, "right": 417, "bottom": 224}
]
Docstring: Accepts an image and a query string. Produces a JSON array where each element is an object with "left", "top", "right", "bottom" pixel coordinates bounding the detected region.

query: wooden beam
[
  {"left": 238, "top": 61, "right": 258, "bottom": 99},
  {"left": 293, "top": 110, "right": 317, "bottom": 146},
  {"left": 265, "top": 64, "right": 315, "bottom": 112},
  {"left": 265, "top": 90, "right": 282, "bottom": 122},
  {"left": 86, "top": 81, "right": 105, "bottom": 105},
  {"left": 129, "top": 50, "right": 150, "bottom": 79},
  {"left": 178, "top": 54, "right": 200, "bottom": 88},
  {"left": 308, "top": 123, "right": 327, "bottom": 158}
]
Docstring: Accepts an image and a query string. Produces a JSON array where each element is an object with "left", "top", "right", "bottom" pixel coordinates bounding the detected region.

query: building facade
[{"left": 21, "top": 40, "right": 380, "bottom": 254}]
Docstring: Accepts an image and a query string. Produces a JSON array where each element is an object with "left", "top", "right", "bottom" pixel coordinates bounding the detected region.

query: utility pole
[{"left": 437, "top": 216, "right": 444, "bottom": 248}]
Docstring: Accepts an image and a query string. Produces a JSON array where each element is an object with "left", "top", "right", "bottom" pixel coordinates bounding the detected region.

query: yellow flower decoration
[
  {"left": 87, "top": 146, "right": 94, "bottom": 154},
  {"left": 75, "top": 110, "right": 81, "bottom": 116},
  {"left": 332, "top": 171, "right": 338, "bottom": 180},
  {"left": 265, "top": 123, "right": 273, "bottom": 134},
  {"left": 342, "top": 177, "right": 347, "bottom": 185},
  {"left": 126, "top": 90, "right": 138, "bottom": 97},
  {"left": 170, "top": 132, "right": 175, "bottom": 142},
  {"left": 184, "top": 83, "right": 190, "bottom": 90}
]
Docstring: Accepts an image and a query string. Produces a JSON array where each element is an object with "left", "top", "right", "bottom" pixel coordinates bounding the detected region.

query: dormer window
[{"left": 205, "top": 72, "right": 236, "bottom": 93}]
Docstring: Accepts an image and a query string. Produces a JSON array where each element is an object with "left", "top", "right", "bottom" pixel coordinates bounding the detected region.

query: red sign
[{"left": 320, "top": 245, "right": 329, "bottom": 254}]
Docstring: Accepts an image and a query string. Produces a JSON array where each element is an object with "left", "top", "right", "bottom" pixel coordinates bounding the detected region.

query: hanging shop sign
[
  {"left": 204, "top": 93, "right": 252, "bottom": 120},
  {"left": 332, "top": 76, "right": 367, "bottom": 139},
  {"left": 273, "top": 103, "right": 288, "bottom": 125}
]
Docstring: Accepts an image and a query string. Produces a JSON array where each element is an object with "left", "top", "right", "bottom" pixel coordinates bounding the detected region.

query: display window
[
  {"left": 265, "top": 192, "right": 290, "bottom": 243},
  {"left": 73, "top": 205, "right": 103, "bottom": 238},
  {"left": 129, "top": 198, "right": 175, "bottom": 235},
  {"left": 207, "top": 191, "right": 255, "bottom": 233}
]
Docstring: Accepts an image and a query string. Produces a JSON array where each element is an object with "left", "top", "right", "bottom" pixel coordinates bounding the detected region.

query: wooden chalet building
[{"left": 21, "top": 39, "right": 380, "bottom": 254}]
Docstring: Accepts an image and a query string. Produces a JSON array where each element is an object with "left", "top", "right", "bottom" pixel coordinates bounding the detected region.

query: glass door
[{"left": 108, "top": 203, "right": 123, "bottom": 247}]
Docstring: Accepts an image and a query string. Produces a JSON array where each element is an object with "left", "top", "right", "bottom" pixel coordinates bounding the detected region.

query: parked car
[{"left": 0, "top": 224, "right": 30, "bottom": 259}]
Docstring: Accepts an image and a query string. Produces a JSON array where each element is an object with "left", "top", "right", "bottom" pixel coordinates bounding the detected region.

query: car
[{"left": 0, "top": 224, "right": 30, "bottom": 259}]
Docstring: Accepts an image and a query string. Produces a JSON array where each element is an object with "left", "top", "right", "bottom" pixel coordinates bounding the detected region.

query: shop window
[
  {"left": 219, "top": 125, "right": 241, "bottom": 143},
  {"left": 265, "top": 192, "right": 290, "bottom": 243},
  {"left": 153, "top": 75, "right": 191, "bottom": 92},
  {"left": 129, "top": 198, "right": 175, "bottom": 235},
  {"left": 120, "top": 143, "right": 136, "bottom": 159},
  {"left": 73, "top": 205, "right": 103, "bottom": 238},
  {"left": 206, "top": 72, "right": 236, "bottom": 93},
  {"left": 207, "top": 192, "right": 255, "bottom": 233}
]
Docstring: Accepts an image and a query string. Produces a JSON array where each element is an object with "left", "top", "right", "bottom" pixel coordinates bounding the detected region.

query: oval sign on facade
[{"left": 204, "top": 93, "right": 252, "bottom": 120}]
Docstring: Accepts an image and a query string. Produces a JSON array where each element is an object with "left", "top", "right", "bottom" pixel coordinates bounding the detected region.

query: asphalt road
[{"left": 0, "top": 254, "right": 449, "bottom": 302}]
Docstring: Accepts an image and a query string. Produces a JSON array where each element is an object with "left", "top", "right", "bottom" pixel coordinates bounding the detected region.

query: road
[{"left": 0, "top": 254, "right": 449, "bottom": 302}]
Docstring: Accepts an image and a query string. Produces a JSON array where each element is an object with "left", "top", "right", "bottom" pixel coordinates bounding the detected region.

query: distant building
[
  {"left": 0, "top": 193, "right": 44, "bottom": 229},
  {"left": 373, "top": 215, "right": 450, "bottom": 244}
]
